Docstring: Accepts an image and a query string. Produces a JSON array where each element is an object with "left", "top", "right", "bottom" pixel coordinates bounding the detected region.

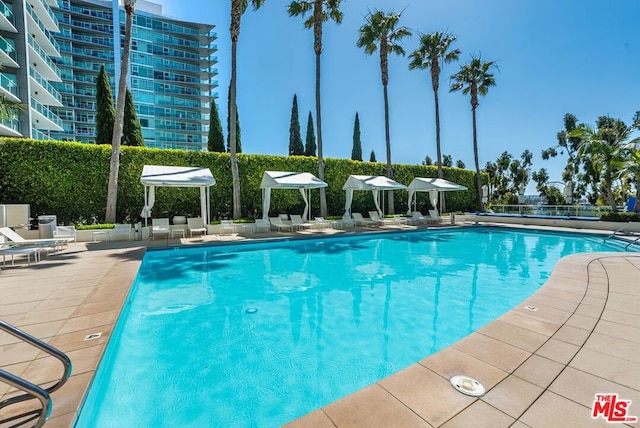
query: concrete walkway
[{"left": 1, "top": 225, "right": 639, "bottom": 427}]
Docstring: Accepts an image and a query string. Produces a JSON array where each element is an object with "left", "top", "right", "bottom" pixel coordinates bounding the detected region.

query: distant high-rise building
[
  {"left": 0, "top": 0, "right": 64, "bottom": 139},
  {"left": 0, "top": 0, "right": 217, "bottom": 151}
]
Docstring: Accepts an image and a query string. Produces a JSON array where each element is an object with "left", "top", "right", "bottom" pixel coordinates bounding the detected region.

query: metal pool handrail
[{"left": 0, "top": 320, "right": 73, "bottom": 427}]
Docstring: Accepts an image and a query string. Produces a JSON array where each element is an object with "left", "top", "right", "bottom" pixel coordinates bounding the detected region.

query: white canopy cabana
[
  {"left": 260, "top": 171, "right": 328, "bottom": 220},
  {"left": 342, "top": 175, "right": 407, "bottom": 217},
  {"left": 140, "top": 165, "right": 216, "bottom": 226},
  {"left": 406, "top": 177, "right": 467, "bottom": 215}
]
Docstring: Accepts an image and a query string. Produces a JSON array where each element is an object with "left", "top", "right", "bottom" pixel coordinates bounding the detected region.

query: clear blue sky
[{"left": 152, "top": 0, "right": 639, "bottom": 193}]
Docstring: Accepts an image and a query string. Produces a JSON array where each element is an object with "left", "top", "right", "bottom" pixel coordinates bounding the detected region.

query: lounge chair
[
  {"left": 352, "top": 213, "right": 377, "bottom": 227},
  {"left": 341, "top": 214, "right": 356, "bottom": 228},
  {"left": 218, "top": 219, "right": 235, "bottom": 236},
  {"left": 255, "top": 219, "right": 270, "bottom": 233},
  {"left": 313, "top": 217, "right": 331, "bottom": 229},
  {"left": 290, "top": 214, "right": 312, "bottom": 230},
  {"left": 408, "top": 211, "right": 426, "bottom": 225},
  {"left": 53, "top": 226, "right": 76, "bottom": 244},
  {"left": 428, "top": 210, "right": 440, "bottom": 224},
  {"left": 113, "top": 224, "right": 133, "bottom": 240},
  {"left": 368, "top": 211, "right": 395, "bottom": 226},
  {"left": 0, "top": 227, "right": 63, "bottom": 253},
  {"left": 187, "top": 217, "right": 207, "bottom": 237},
  {"left": 269, "top": 217, "right": 292, "bottom": 232},
  {"left": 151, "top": 218, "right": 170, "bottom": 239},
  {"left": 1, "top": 244, "right": 41, "bottom": 267}
]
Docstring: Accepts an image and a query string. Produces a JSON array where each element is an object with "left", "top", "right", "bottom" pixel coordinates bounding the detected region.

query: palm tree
[
  {"left": 105, "top": 0, "right": 136, "bottom": 223},
  {"left": 408, "top": 31, "right": 460, "bottom": 211},
  {"left": 229, "top": 0, "right": 266, "bottom": 219},
  {"left": 288, "top": 0, "right": 343, "bottom": 217},
  {"left": 574, "top": 116, "right": 636, "bottom": 211},
  {"left": 357, "top": 9, "right": 411, "bottom": 214},
  {"left": 450, "top": 55, "right": 497, "bottom": 211}
]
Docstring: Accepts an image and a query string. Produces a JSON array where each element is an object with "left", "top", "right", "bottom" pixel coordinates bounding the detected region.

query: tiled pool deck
[{"left": 1, "top": 223, "right": 639, "bottom": 427}]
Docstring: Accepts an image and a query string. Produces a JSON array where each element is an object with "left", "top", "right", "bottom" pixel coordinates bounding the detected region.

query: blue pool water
[{"left": 75, "top": 227, "right": 628, "bottom": 427}]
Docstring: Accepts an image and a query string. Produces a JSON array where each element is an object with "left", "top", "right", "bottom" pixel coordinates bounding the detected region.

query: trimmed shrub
[
  {"left": 0, "top": 139, "right": 484, "bottom": 223},
  {"left": 600, "top": 212, "right": 640, "bottom": 222}
]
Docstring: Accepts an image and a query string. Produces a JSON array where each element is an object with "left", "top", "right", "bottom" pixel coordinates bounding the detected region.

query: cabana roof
[
  {"left": 260, "top": 171, "right": 328, "bottom": 189},
  {"left": 407, "top": 177, "right": 467, "bottom": 192},
  {"left": 140, "top": 165, "right": 216, "bottom": 188},
  {"left": 342, "top": 175, "right": 407, "bottom": 191}
]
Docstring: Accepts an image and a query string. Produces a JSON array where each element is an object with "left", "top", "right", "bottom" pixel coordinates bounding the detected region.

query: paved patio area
[{"left": 1, "top": 224, "right": 639, "bottom": 427}]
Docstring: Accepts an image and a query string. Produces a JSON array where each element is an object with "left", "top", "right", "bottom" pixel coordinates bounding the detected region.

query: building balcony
[
  {"left": 0, "top": 1, "right": 16, "bottom": 32},
  {"left": 26, "top": 4, "right": 61, "bottom": 57},
  {"left": 0, "top": 73, "right": 19, "bottom": 102},
  {"left": 0, "top": 35, "right": 19, "bottom": 68},
  {"left": 29, "top": 67, "right": 63, "bottom": 107},
  {"left": 0, "top": 117, "right": 22, "bottom": 137},
  {"left": 28, "top": 37, "right": 62, "bottom": 82},
  {"left": 31, "top": 0, "right": 59, "bottom": 31},
  {"left": 30, "top": 98, "right": 64, "bottom": 131}
]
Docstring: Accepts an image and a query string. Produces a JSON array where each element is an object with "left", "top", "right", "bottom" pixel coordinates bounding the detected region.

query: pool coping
[{"left": 1, "top": 223, "right": 639, "bottom": 427}]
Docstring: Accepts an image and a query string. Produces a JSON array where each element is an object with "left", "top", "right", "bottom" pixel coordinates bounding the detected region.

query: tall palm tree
[
  {"left": 230, "top": 0, "right": 266, "bottom": 219},
  {"left": 357, "top": 9, "right": 410, "bottom": 214},
  {"left": 408, "top": 31, "right": 460, "bottom": 212},
  {"left": 450, "top": 55, "right": 497, "bottom": 211},
  {"left": 105, "top": 0, "right": 136, "bottom": 223},
  {"left": 288, "top": 0, "right": 343, "bottom": 217}
]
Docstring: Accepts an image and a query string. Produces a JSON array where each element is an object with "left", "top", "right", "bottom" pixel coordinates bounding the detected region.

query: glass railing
[
  {"left": 0, "top": 73, "right": 18, "bottom": 97},
  {"left": 28, "top": 36, "right": 61, "bottom": 76},
  {"left": 29, "top": 68, "right": 62, "bottom": 104},
  {"left": 30, "top": 98, "right": 64, "bottom": 129},
  {"left": 0, "top": 34, "right": 16, "bottom": 61},
  {"left": 35, "top": 0, "right": 58, "bottom": 29},
  {"left": 489, "top": 204, "right": 610, "bottom": 218},
  {"left": 1, "top": 117, "right": 20, "bottom": 133},
  {"left": 26, "top": 4, "right": 60, "bottom": 54},
  {"left": 0, "top": 1, "right": 15, "bottom": 26},
  {"left": 31, "top": 127, "right": 49, "bottom": 140}
]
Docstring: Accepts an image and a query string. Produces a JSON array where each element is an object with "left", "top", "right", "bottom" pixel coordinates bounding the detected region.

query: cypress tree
[
  {"left": 351, "top": 112, "right": 363, "bottom": 161},
  {"left": 289, "top": 94, "right": 304, "bottom": 155},
  {"left": 226, "top": 85, "right": 241, "bottom": 153},
  {"left": 207, "top": 99, "right": 225, "bottom": 152},
  {"left": 369, "top": 150, "right": 377, "bottom": 162},
  {"left": 95, "top": 65, "right": 115, "bottom": 145},
  {"left": 304, "top": 111, "right": 316, "bottom": 156},
  {"left": 122, "top": 87, "right": 144, "bottom": 146}
]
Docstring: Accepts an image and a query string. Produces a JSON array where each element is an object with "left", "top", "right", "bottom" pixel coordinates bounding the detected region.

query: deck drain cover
[
  {"left": 524, "top": 305, "right": 538, "bottom": 311},
  {"left": 450, "top": 375, "right": 485, "bottom": 397},
  {"left": 84, "top": 332, "right": 102, "bottom": 341}
]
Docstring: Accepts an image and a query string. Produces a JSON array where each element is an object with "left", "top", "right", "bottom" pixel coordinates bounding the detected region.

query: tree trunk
[
  {"left": 230, "top": 39, "right": 241, "bottom": 219},
  {"left": 229, "top": 0, "right": 241, "bottom": 219},
  {"left": 383, "top": 82, "right": 394, "bottom": 214},
  {"left": 434, "top": 88, "right": 446, "bottom": 212},
  {"left": 472, "top": 107, "right": 483, "bottom": 211},
  {"left": 605, "top": 168, "right": 616, "bottom": 211},
  {"left": 105, "top": 2, "right": 134, "bottom": 223},
  {"left": 314, "top": 0, "right": 327, "bottom": 217},
  {"left": 316, "top": 52, "right": 327, "bottom": 217}
]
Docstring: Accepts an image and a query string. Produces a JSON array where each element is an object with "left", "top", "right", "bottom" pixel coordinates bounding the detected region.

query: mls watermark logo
[{"left": 592, "top": 393, "right": 638, "bottom": 423}]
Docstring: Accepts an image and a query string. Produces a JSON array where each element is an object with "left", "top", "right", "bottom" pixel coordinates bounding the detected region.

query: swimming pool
[{"left": 75, "top": 227, "right": 628, "bottom": 427}]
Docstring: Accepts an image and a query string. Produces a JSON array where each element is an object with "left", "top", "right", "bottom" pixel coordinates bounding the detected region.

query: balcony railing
[
  {"left": 30, "top": 67, "right": 62, "bottom": 104},
  {"left": 28, "top": 36, "right": 62, "bottom": 77},
  {"left": 0, "top": 34, "right": 16, "bottom": 61},
  {"left": 0, "top": 1, "right": 14, "bottom": 26},
  {"left": 0, "top": 73, "right": 18, "bottom": 97},
  {"left": 30, "top": 98, "right": 64, "bottom": 129},
  {"left": 26, "top": 4, "right": 60, "bottom": 54}
]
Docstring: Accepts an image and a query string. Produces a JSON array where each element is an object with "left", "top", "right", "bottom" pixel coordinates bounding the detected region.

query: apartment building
[{"left": 0, "top": 0, "right": 217, "bottom": 151}]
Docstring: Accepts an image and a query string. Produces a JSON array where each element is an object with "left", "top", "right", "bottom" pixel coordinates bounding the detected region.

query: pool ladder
[
  {"left": 0, "top": 320, "right": 72, "bottom": 428},
  {"left": 604, "top": 223, "right": 640, "bottom": 250}
]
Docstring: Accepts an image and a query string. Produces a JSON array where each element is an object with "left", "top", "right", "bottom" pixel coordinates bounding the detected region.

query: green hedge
[
  {"left": 600, "top": 212, "right": 640, "bottom": 222},
  {"left": 0, "top": 139, "right": 484, "bottom": 223}
]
